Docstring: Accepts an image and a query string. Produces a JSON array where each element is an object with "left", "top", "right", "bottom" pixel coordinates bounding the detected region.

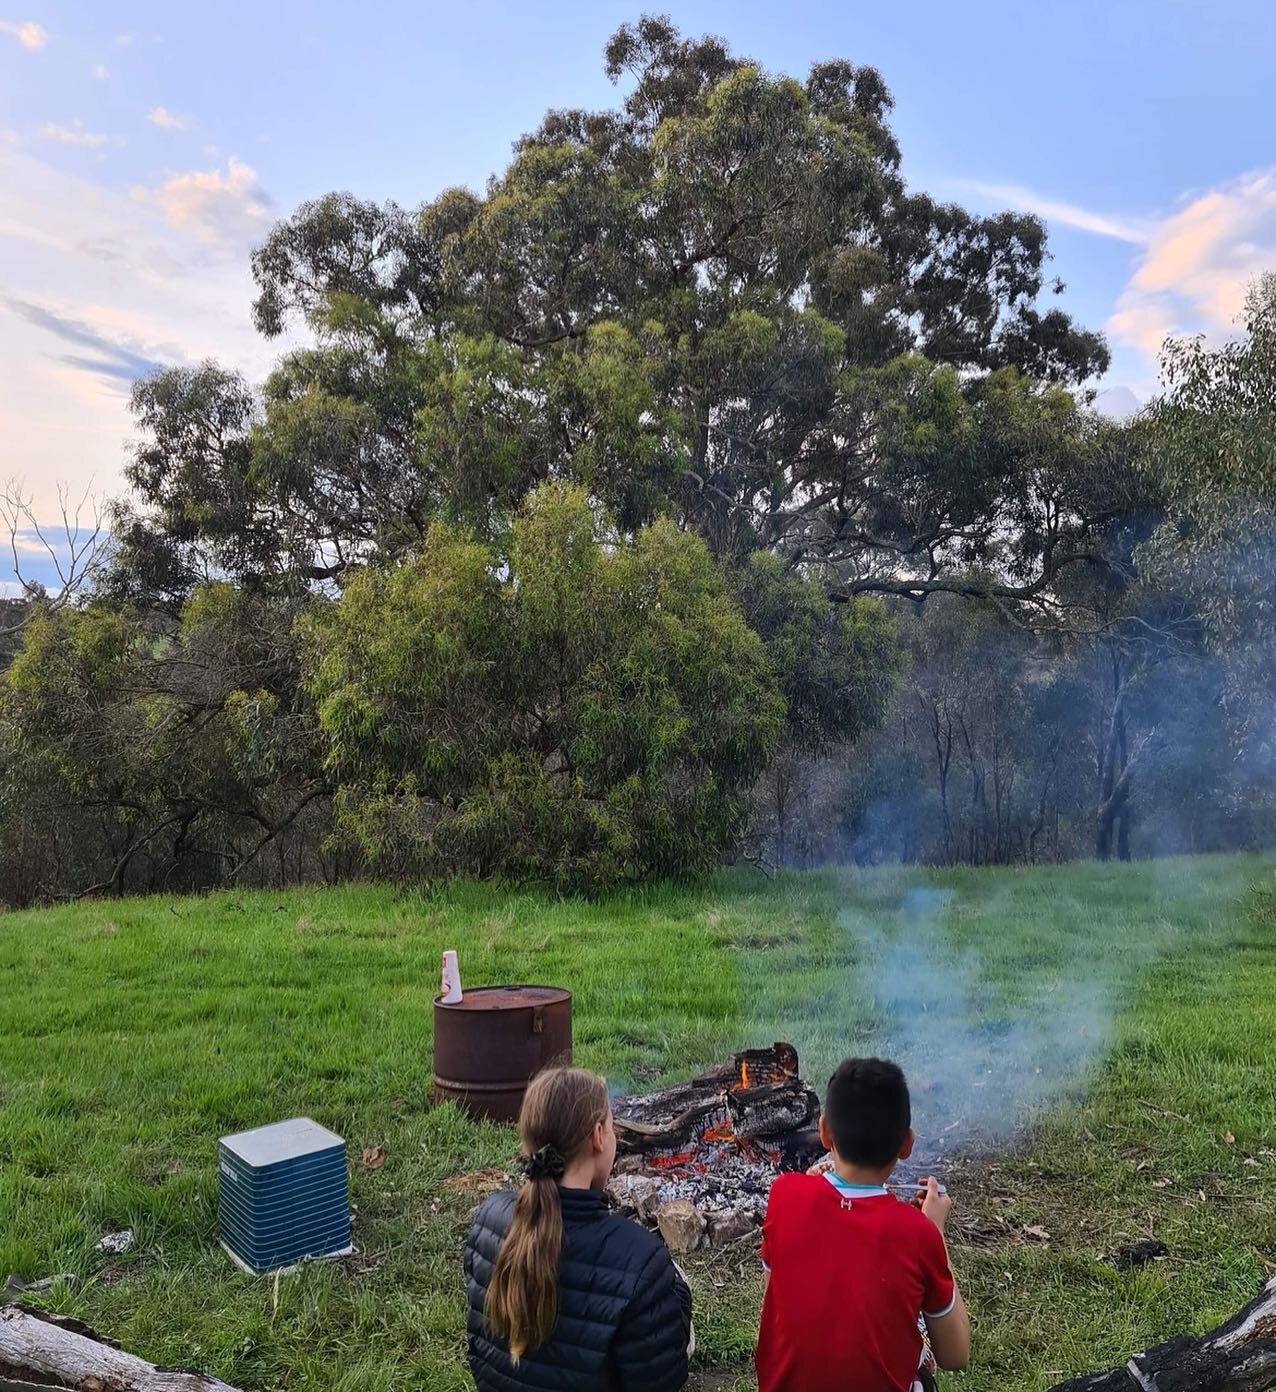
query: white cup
[{"left": 440, "top": 949, "right": 462, "bottom": 1004}]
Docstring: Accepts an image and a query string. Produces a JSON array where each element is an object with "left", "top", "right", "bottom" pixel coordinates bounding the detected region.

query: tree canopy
[
  {"left": 110, "top": 15, "right": 1110, "bottom": 621},
  {"left": 304, "top": 484, "right": 785, "bottom": 889}
]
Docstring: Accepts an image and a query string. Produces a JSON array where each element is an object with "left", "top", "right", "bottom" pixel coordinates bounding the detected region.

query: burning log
[
  {"left": 0, "top": 1304, "right": 245, "bottom": 1390},
  {"left": 1047, "top": 1277, "right": 1276, "bottom": 1391},
  {"left": 613, "top": 1042, "right": 822, "bottom": 1175},
  {"left": 609, "top": 1043, "right": 824, "bottom": 1247}
]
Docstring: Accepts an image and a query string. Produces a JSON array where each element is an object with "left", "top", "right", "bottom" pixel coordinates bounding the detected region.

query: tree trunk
[
  {"left": 1115, "top": 694, "right": 1132, "bottom": 861},
  {"left": 1095, "top": 647, "right": 1127, "bottom": 861},
  {"left": 0, "top": 1305, "right": 245, "bottom": 1391},
  {"left": 957, "top": 713, "right": 988, "bottom": 866},
  {"left": 924, "top": 699, "right": 954, "bottom": 865},
  {"left": 1029, "top": 743, "right": 1060, "bottom": 864},
  {"left": 772, "top": 756, "right": 792, "bottom": 868}
]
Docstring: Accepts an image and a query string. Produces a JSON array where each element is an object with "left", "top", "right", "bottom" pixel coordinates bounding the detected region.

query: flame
[{"left": 629, "top": 1047, "right": 806, "bottom": 1179}]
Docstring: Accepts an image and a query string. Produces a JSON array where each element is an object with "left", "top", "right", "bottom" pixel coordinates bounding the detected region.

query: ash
[
  {"left": 644, "top": 1145, "right": 955, "bottom": 1215},
  {"left": 651, "top": 1154, "right": 779, "bottom": 1217}
]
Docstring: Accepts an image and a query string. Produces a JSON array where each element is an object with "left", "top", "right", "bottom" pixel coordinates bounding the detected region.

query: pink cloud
[
  {"left": 1110, "top": 169, "right": 1276, "bottom": 359},
  {"left": 0, "top": 19, "right": 47, "bottom": 50},
  {"left": 136, "top": 156, "right": 272, "bottom": 248}
]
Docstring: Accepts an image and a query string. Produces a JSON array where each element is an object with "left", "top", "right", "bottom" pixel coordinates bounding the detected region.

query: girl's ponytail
[{"left": 484, "top": 1067, "right": 608, "bottom": 1362}]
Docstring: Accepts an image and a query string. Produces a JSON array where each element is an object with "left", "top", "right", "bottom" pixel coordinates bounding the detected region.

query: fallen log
[
  {"left": 0, "top": 1304, "right": 244, "bottom": 1391},
  {"left": 1049, "top": 1277, "right": 1276, "bottom": 1391}
]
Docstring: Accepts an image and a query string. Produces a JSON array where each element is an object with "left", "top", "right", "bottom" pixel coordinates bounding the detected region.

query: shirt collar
[{"left": 823, "top": 1171, "right": 890, "bottom": 1198}]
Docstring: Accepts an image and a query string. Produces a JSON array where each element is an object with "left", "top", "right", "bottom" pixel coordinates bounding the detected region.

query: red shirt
[{"left": 756, "top": 1174, "right": 955, "bottom": 1392}]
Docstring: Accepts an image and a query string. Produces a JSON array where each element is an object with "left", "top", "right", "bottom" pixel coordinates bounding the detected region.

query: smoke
[
  {"left": 753, "top": 554, "right": 1276, "bottom": 873},
  {"left": 840, "top": 885, "right": 1115, "bottom": 1161}
]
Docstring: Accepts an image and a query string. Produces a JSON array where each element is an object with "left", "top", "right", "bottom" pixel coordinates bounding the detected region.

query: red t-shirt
[{"left": 756, "top": 1174, "right": 955, "bottom": 1392}]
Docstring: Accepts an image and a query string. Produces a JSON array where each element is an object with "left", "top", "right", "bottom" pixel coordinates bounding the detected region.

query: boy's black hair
[{"left": 824, "top": 1057, "right": 911, "bottom": 1167}]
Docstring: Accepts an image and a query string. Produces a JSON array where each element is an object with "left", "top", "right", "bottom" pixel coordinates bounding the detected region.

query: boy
[{"left": 756, "top": 1058, "right": 971, "bottom": 1392}]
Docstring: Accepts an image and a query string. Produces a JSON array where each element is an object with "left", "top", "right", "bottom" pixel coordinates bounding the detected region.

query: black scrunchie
[{"left": 520, "top": 1145, "right": 566, "bottom": 1181}]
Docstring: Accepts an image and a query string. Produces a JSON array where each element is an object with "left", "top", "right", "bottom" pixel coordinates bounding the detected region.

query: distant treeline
[
  {"left": 750, "top": 590, "right": 1275, "bottom": 870},
  {"left": 3, "top": 19, "right": 1274, "bottom": 904}
]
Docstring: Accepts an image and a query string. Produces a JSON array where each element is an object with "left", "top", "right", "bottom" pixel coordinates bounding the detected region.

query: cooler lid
[{"left": 220, "top": 1116, "right": 345, "bottom": 1168}]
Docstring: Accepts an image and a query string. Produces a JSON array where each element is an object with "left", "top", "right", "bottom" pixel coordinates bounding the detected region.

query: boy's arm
[
  {"left": 925, "top": 1283, "right": 971, "bottom": 1371},
  {"left": 919, "top": 1177, "right": 971, "bottom": 1372}
]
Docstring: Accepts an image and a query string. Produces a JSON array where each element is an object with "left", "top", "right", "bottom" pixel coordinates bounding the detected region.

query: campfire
[
  {"left": 614, "top": 1042, "right": 822, "bottom": 1172},
  {"left": 607, "top": 1043, "right": 825, "bottom": 1248}
]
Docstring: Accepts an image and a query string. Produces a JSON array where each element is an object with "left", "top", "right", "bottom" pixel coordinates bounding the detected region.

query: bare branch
[{"left": 1, "top": 478, "right": 109, "bottom": 637}]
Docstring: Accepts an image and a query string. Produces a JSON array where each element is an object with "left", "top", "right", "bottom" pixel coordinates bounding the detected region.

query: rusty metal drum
[{"left": 433, "top": 985, "right": 573, "bottom": 1122}]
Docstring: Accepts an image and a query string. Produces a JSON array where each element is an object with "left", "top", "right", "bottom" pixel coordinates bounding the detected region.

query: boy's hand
[
  {"left": 919, "top": 1177, "right": 952, "bottom": 1232},
  {"left": 807, "top": 1153, "right": 835, "bottom": 1177}
]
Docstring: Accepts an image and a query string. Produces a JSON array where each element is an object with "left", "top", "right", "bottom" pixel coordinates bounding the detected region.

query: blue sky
[{"left": 3, "top": 0, "right": 1276, "bottom": 588}]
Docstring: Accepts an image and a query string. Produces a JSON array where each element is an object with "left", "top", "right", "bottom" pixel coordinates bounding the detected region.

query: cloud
[
  {"left": 1092, "top": 384, "right": 1141, "bottom": 421},
  {"left": 956, "top": 180, "right": 1151, "bottom": 245},
  {"left": 40, "top": 121, "right": 123, "bottom": 150},
  {"left": 0, "top": 19, "right": 47, "bottom": 50},
  {"left": 139, "top": 156, "right": 272, "bottom": 247},
  {"left": 0, "top": 144, "right": 283, "bottom": 516},
  {"left": 148, "top": 106, "right": 191, "bottom": 131},
  {"left": 114, "top": 33, "right": 133, "bottom": 47},
  {"left": 10, "top": 527, "right": 70, "bottom": 557},
  {"left": 93, "top": 63, "right": 109, "bottom": 80},
  {"left": 1109, "top": 167, "right": 1276, "bottom": 358},
  {"left": 0, "top": 530, "right": 98, "bottom": 596},
  {"left": 1, "top": 296, "right": 167, "bottom": 385}
]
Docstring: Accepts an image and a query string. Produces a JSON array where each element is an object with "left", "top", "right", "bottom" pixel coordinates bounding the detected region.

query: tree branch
[{"left": 1, "top": 479, "right": 108, "bottom": 636}]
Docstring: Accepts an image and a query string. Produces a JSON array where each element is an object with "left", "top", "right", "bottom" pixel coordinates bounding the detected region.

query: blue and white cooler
[{"left": 218, "top": 1116, "right": 353, "bottom": 1274}]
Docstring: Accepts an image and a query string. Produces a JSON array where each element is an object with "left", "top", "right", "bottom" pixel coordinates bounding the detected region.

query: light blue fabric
[{"left": 822, "top": 1172, "right": 890, "bottom": 1199}]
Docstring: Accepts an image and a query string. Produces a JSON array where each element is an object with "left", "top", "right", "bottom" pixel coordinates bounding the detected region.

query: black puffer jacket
[{"left": 464, "top": 1185, "right": 692, "bottom": 1392}]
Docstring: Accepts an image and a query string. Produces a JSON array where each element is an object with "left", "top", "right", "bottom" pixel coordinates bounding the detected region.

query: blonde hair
[{"left": 484, "top": 1067, "right": 609, "bottom": 1362}]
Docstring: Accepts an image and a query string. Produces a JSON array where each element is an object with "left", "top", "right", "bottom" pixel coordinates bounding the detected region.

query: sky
[{"left": 3, "top": 0, "right": 1276, "bottom": 588}]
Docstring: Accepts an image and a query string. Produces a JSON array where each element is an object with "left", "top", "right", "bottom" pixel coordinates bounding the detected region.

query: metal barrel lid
[{"left": 433, "top": 984, "right": 571, "bottom": 1011}]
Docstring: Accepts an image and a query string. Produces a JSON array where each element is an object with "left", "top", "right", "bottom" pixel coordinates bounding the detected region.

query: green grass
[{"left": 3, "top": 856, "right": 1276, "bottom": 1390}]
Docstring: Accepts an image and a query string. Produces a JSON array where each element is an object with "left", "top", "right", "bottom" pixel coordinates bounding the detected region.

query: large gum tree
[{"left": 113, "top": 15, "right": 1111, "bottom": 628}]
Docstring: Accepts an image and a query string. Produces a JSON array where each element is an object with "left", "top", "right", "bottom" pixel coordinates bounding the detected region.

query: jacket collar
[{"left": 557, "top": 1184, "right": 609, "bottom": 1220}]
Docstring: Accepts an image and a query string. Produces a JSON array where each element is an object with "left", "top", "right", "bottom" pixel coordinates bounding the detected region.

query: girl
[{"left": 464, "top": 1066, "right": 692, "bottom": 1391}]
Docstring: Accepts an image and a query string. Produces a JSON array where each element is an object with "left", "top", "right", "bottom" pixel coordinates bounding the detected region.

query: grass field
[{"left": 3, "top": 856, "right": 1276, "bottom": 1390}]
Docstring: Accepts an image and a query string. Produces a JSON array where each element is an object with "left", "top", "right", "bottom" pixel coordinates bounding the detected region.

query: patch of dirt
[
  {"left": 1114, "top": 1238, "right": 1169, "bottom": 1269},
  {"left": 439, "top": 1168, "right": 509, "bottom": 1196},
  {"left": 688, "top": 1364, "right": 754, "bottom": 1390},
  {"left": 628, "top": 1063, "right": 666, "bottom": 1086},
  {"left": 681, "top": 1231, "right": 766, "bottom": 1293},
  {"left": 909, "top": 1152, "right": 1079, "bottom": 1254},
  {"left": 142, "top": 1159, "right": 184, "bottom": 1187},
  {"left": 340, "top": 1246, "right": 394, "bottom": 1279}
]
